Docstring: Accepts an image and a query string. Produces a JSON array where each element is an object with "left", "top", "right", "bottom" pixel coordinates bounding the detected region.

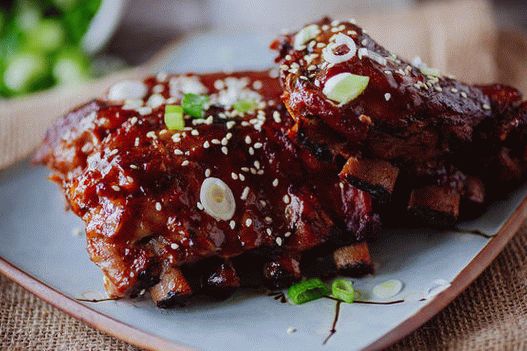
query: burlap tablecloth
[{"left": 1, "top": 224, "right": 525, "bottom": 350}]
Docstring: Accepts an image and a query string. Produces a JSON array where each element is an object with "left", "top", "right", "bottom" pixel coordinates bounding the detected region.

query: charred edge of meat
[
  {"left": 262, "top": 256, "right": 301, "bottom": 289},
  {"left": 333, "top": 242, "right": 374, "bottom": 276},
  {"left": 461, "top": 176, "right": 486, "bottom": 219},
  {"left": 202, "top": 261, "right": 241, "bottom": 300},
  {"left": 150, "top": 266, "right": 193, "bottom": 308},
  {"left": 407, "top": 185, "right": 460, "bottom": 228},
  {"left": 296, "top": 126, "right": 335, "bottom": 163},
  {"left": 340, "top": 157, "right": 399, "bottom": 204},
  {"left": 301, "top": 242, "right": 373, "bottom": 278}
]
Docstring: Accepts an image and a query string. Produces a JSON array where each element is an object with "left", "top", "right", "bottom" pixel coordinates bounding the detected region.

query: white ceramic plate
[{"left": 1, "top": 32, "right": 527, "bottom": 351}]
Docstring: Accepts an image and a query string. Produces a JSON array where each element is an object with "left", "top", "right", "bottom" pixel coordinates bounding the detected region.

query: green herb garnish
[
  {"left": 287, "top": 278, "right": 329, "bottom": 305},
  {"left": 164, "top": 105, "right": 184, "bottom": 131},
  {"left": 233, "top": 99, "right": 257, "bottom": 113},
  {"left": 331, "top": 279, "right": 355, "bottom": 304},
  {"left": 182, "top": 93, "right": 209, "bottom": 118}
]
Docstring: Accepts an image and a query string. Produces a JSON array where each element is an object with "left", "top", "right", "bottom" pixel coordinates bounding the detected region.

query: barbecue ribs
[
  {"left": 35, "top": 71, "right": 379, "bottom": 306},
  {"left": 272, "top": 18, "right": 527, "bottom": 227}
]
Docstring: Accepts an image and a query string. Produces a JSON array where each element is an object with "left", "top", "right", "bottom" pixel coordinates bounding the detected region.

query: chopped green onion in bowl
[
  {"left": 287, "top": 278, "right": 329, "bottom": 305},
  {"left": 322, "top": 72, "right": 370, "bottom": 105},
  {"left": 331, "top": 279, "right": 355, "bottom": 304},
  {"left": 26, "top": 19, "right": 65, "bottom": 53},
  {"left": 233, "top": 99, "right": 257, "bottom": 113},
  {"left": 164, "top": 105, "right": 185, "bottom": 131},
  {"left": 52, "top": 47, "right": 91, "bottom": 85},
  {"left": 3, "top": 51, "right": 50, "bottom": 95},
  {"left": 182, "top": 93, "right": 209, "bottom": 118},
  {"left": 0, "top": 0, "right": 103, "bottom": 97}
]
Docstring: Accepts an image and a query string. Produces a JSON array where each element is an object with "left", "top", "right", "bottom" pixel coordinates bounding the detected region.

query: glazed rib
[
  {"left": 35, "top": 71, "right": 378, "bottom": 304},
  {"left": 272, "top": 18, "right": 527, "bottom": 226}
]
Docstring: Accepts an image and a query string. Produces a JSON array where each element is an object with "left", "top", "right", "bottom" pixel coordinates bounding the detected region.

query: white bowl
[{"left": 82, "top": 0, "right": 129, "bottom": 55}]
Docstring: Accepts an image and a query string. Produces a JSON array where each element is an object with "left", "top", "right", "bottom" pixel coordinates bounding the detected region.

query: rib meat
[
  {"left": 35, "top": 71, "right": 379, "bottom": 305},
  {"left": 272, "top": 18, "right": 527, "bottom": 226}
]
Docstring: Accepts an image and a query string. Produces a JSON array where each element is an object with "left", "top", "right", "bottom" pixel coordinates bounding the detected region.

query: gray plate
[{"left": 1, "top": 32, "right": 526, "bottom": 351}]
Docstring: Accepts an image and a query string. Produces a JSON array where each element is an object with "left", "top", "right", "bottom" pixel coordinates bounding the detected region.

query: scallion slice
[
  {"left": 164, "top": 105, "right": 184, "bottom": 131},
  {"left": 322, "top": 72, "right": 369, "bottom": 105},
  {"left": 331, "top": 279, "right": 355, "bottom": 304},
  {"left": 182, "top": 93, "right": 209, "bottom": 118},
  {"left": 233, "top": 99, "right": 257, "bottom": 113},
  {"left": 287, "top": 278, "right": 329, "bottom": 305}
]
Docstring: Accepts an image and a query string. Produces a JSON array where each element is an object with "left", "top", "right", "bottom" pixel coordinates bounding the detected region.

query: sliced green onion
[
  {"left": 233, "top": 99, "right": 257, "bottom": 113},
  {"left": 182, "top": 93, "right": 209, "bottom": 118},
  {"left": 419, "top": 66, "right": 441, "bottom": 77},
  {"left": 52, "top": 48, "right": 91, "bottom": 85},
  {"left": 26, "top": 19, "right": 66, "bottom": 53},
  {"left": 372, "top": 279, "right": 403, "bottom": 299},
  {"left": 287, "top": 278, "right": 329, "bottom": 305},
  {"left": 331, "top": 279, "right": 355, "bottom": 304},
  {"left": 164, "top": 105, "right": 184, "bottom": 131},
  {"left": 322, "top": 72, "right": 369, "bottom": 105},
  {"left": 294, "top": 24, "right": 321, "bottom": 50},
  {"left": 3, "top": 51, "right": 50, "bottom": 94}
]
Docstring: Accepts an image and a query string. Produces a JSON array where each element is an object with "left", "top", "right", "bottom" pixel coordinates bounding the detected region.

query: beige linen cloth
[{"left": 1, "top": 0, "right": 527, "bottom": 349}]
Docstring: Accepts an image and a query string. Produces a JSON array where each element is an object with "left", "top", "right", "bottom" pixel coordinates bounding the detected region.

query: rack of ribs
[
  {"left": 271, "top": 18, "right": 527, "bottom": 227},
  {"left": 35, "top": 71, "right": 379, "bottom": 306}
]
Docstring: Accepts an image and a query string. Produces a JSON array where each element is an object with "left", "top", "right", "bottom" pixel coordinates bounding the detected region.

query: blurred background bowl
[{"left": 82, "top": 0, "right": 128, "bottom": 55}]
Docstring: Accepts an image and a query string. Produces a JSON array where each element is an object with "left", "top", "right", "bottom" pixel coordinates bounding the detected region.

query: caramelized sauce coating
[
  {"left": 36, "top": 71, "right": 377, "bottom": 297},
  {"left": 272, "top": 18, "right": 527, "bottom": 225}
]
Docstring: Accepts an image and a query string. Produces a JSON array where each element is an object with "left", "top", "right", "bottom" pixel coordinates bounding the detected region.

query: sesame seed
[
  {"left": 221, "top": 146, "right": 229, "bottom": 155},
  {"left": 461, "top": 91, "right": 468, "bottom": 98},
  {"left": 483, "top": 103, "right": 491, "bottom": 110},
  {"left": 205, "top": 169, "right": 211, "bottom": 177},
  {"left": 174, "top": 149, "right": 183, "bottom": 155},
  {"left": 241, "top": 186, "right": 250, "bottom": 200},
  {"left": 284, "top": 231, "right": 292, "bottom": 238},
  {"left": 239, "top": 173, "right": 245, "bottom": 181},
  {"left": 259, "top": 200, "right": 267, "bottom": 207},
  {"left": 275, "top": 237, "right": 283, "bottom": 246},
  {"left": 134, "top": 137, "right": 140, "bottom": 147},
  {"left": 170, "top": 243, "right": 179, "bottom": 250},
  {"left": 254, "top": 142, "right": 263, "bottom": 149},
  {"left": 155, "top": 202, "right": 162, "bottom": 211},
  {"left": 283, "top": 194, "right": 290, "bottom": 204},
  {"left": 203, "top": 141, "right": 210, "bottom": 148},
  {"left": 241, "top": 167, "right": 249, "bottom": 172},
  {"left": 384, "top": 93, "right": 391, "bottom": 101},
  {"left": 221, "top": 138, "right": 228, "bottom": 145},
  {"left": 211, "top": 139, "right": 221, "bottom": 144},
  {"left": 265, "top": 217, "right": 273, "bottom": 223},
  {"left": 272, "top": 178, "right": 279, "bottom": 187},
  {"left": 226, "top": 121, "right": 235, "bottom": 129},
  {"left": 254, "top": 160, "right": 260, "bottom": 169},
  {"left": 248, "top": 147, "right": 255, "bottom": 155},
  {"left": 130, "top": 164, "right": 138, "bottom": 169},
  {"left": 191, "top": 129, "right": 199, "bottom": 136},
  {"left": 231, "top": 172, "right": 238, "bottom": 180},
  {"left": 272, "top": 111, "right": 282, "bottom": 123},
  {"left": 245, "top": 136, "right": 252, "bottom": 144},
  {"left": 111, "top": 185, "right": 120, "bottom": 192},
  {"left": 197, "top": 202, "right": 204, "bottom": 210},
  {"left": 181, "top": 160, "right": 190, "bottom": 166},
  {"left": 229, "top": 220, "right": 236, "bottom": 229},
  {"left": 245, "top": 218, "right": 253, "bottom": 227}
]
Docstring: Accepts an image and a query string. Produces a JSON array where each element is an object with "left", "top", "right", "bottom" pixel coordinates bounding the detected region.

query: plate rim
[{"left": 1, "top": 196, "right": 526, "bottom": 351}]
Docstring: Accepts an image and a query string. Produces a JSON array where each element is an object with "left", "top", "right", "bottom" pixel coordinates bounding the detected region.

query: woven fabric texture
[{"left": 1, "top": 225, "right": 526, "bottom": 351}]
